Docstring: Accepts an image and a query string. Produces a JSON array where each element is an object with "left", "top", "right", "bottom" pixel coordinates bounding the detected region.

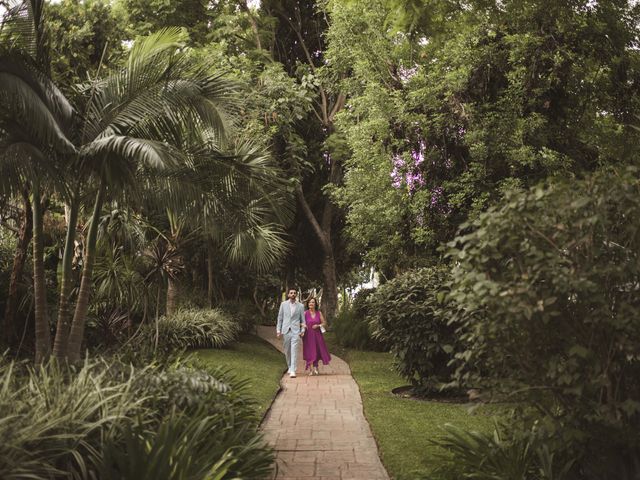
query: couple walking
[{"left": 276, "top": 288, "right": 331, "bottom": 378}]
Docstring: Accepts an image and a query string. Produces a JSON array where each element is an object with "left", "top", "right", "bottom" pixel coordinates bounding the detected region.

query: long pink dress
[{"left": 302, "top": 310, "right": 331, "bottom": 370}]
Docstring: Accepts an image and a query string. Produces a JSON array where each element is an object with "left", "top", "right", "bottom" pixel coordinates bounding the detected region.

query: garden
[{"left": 1, "top": 0, "right": 639, "bottom": 479}]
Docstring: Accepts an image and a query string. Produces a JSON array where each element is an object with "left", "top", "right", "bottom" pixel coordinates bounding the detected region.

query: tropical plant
[
  {"left": 0, "top": 356, "right": 274, "bottom": 479},
  {"left": 369, "top": 266, "right": 460, "bottom": 394},
  {"left": 433, "top": 423, "right": 576, "bottom": 480},
  {"left": 332, "top": 289, "right": 386, "bottom": 351},
  {"left": 0, "top": 17, "right": 76, "bottom": 361},
  {"left": 132, "top": 308, "right": 241, "bottom": 358}
]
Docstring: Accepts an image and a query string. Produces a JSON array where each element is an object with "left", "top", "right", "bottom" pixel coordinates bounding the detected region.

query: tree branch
[
  {"left": 296, "top": 184, "right": 331, "bottom": 252},
  {"left": 277, "top": 9, "right": 329, "bottom": 124},
  {"left": 329, "top": 92, "right": 346, "bottom": 122}
]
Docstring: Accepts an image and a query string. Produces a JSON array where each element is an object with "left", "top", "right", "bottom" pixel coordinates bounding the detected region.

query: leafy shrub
[
  {"left": 332, "top": 289, "right": 386, "bottom": 350},
  {"left": 447, "top": 166, "right": 640, "bottom": 478},
  {"left": 132, "top": 308, "right": 241, "bottom": 358},
  {"left": 219, "top": 300, "right": 260, "bottom": 333},
  {"left": 0, "top": 356, "right": 273, "bottom": 479},
  {"left": 369, "top": 266, "right": 460, "bottom": 394},
  {"left": 434, "top": 422, "right": 577, "bottom": 480}
]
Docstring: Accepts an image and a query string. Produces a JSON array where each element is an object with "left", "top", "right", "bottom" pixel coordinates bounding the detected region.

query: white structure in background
[{"left": 337, "top": 267, "right": 379, "bottom": 312}]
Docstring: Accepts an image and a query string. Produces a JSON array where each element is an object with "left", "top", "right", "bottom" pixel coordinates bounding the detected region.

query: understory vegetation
[{"left": 1, "top": 0, "right": 639, "bottom": 478}]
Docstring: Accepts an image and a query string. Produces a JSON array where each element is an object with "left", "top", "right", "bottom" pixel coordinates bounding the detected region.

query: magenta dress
[{"left": 302, "top": 310, "right": 331, "bottom": 370}]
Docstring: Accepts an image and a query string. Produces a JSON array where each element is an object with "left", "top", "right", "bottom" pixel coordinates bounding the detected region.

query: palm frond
[
  {"left": 0, "top": 66, "right": 75, "bottom": 154},
  {"left": 0, "top": 0, "right": 47, "bottom": 65},
  {"left": 223, "top": 223, "right": 290, "bottom": 273}
]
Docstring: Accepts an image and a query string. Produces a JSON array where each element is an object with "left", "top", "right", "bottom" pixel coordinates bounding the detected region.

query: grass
[
  {"left": 324, "top": 332, "right": 499, "bottom": 480},
  {"left": 192, "top": 331, "right": 500, "bottom": 479},
  {"left": 191, "top": 334, "right": 285, "bottom": 417}
]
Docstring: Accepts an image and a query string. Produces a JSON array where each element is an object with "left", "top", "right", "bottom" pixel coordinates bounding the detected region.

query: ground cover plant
[{"left": 0, "top": 356, "right": 273, "bottom": 479}]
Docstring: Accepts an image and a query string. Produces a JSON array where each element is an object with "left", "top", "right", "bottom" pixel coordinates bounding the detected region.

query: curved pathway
[{"left": 257, "top": 326, "right": 389, "bottom": 480}]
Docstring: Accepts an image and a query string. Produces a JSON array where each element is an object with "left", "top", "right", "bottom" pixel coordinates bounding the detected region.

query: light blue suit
[{"left": 277, "top": 300, "right": 305, "bottom": 373}]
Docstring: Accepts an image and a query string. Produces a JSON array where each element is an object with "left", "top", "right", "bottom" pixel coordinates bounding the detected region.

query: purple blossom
[
  {"left": 398, "top": 65, "right": 418, "bottom": 83},
  {"left": 430, "top": 186, "right": 452, "bottom": 215},
  {"left": 390, "top": 139, "right": 428, "bottom": 193}
]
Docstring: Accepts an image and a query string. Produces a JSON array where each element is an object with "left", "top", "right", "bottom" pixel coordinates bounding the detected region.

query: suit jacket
[{"left": 277, "top": 301, "right": 305, "bottom": 334}]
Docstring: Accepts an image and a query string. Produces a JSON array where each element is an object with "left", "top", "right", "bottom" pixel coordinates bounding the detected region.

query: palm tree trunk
[
  {"left": 32, "top": 180, "right": 51, "bottom": 363},
  {"left": 155, "top": 286, "right": 161, "bottom": 351},
  {"left": 166, "top": 277, "right": 178, "bottom": 316},
  {"left": 207, "top": 241, "right": 214, "bottom": 308},
  {"left": 3, "top": 191, "right": 33, "bottom": 347},
  {"left": 67, "top": 181, "right": 106, "bottom": 362},
  {"left": 52, "top": 197, "right": 79, "bottom": 359}
]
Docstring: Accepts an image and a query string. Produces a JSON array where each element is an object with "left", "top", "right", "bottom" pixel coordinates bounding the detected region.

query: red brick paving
[{"left": 257, "top": 326, "right": 389, "bottom": 480}]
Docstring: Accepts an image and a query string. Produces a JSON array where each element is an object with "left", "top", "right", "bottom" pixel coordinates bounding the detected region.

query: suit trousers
[{"left": 282, "top": 331, "right": 300, "bottom": 373}]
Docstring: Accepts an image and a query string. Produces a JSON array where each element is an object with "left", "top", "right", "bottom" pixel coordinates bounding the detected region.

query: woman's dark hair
[{"left": 306, "top": 297, "right": 320, "bottom": 311}]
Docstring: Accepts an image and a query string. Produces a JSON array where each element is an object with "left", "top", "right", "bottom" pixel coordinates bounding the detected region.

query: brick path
[{"left": 257, "top": 326, "right": 389, "bottom": 480}]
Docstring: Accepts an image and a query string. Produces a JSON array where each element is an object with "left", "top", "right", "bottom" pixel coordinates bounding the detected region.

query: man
[{"left": 276, "top": 288, "right": 305, "bottom": 378}]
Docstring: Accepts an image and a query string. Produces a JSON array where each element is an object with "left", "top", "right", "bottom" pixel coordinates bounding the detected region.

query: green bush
[
  {"left": 133, "top": 308, "right": 241, "bottom": 358},
  {"left": 219, "top": 300, "right": 260, "bottom": 333},
  {"left": 0, "top": 357, "right": 273, "bottom": 479},
  {"left": 447, "top": 166, "right": 640, "bottom": 478},
  {"left": 369, "top": 266, "right": 460, "bottom": 394},
  {"left": 332, "top": 288, "right": 386, "bottom": 350}
]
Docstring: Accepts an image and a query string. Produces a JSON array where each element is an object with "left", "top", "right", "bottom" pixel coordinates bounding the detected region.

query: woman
[{"left": 302, "top": 297, "right": 331, "bottom": 375}]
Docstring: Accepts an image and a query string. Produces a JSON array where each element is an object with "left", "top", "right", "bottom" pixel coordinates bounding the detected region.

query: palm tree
[
  {"left": 61, "top": 28, "right": 239, "bottom": 362},
  {"left": 141, "top": 136, "right": 293, "bottom": 316},
  {"left": 0, "top": 8, "right": 76, "bottom": 361},
  {"left": 2, "top": 1, "right": 290, "bottom": 362}
]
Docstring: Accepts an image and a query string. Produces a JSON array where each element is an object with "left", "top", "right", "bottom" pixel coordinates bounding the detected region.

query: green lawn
[
  {"left": 191, "top": 334, "right": 285, "bottom": 417},
  {"left": 324, "top": 332, "right": 498, "bottom": 480}
]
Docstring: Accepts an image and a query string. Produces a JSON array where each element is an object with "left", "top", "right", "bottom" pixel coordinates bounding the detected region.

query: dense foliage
[
  {"left": 328, "top": 0, "right": 640, "bottom": 272},
  {"left": 332, "top": 288, "right": 385, "bottom": 351},
  {"left": 369, "top": 267, "right": 460, "bottom": 394},
  {"left": 134, "top": 308, "right": 241, "bottom": 357},
  {"left": 446, "top": 166, "right": 640, "bottom": 478},
  {"left": 0, "top": 357, "right": 273, "bottom": 479}
]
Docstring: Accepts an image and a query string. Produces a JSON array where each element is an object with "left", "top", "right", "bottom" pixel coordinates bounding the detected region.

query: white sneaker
[{"left": 289, "top": 372, "right": 296, "bottom": 378}]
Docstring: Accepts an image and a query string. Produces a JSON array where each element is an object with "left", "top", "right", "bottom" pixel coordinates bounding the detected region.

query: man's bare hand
[{"left": 276, "top": 332, "right": 281, "bottom": 338}]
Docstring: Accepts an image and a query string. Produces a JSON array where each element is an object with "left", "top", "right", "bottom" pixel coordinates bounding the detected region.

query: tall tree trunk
[
  {"left": 166, "top": 277, "right": 178, "bottom": 316},
  {"left": 67, "top": 181, "right": 106, "bottom": 362},
  {"left": 295, "top": 185, "right": 339, "bottom": 322},
  {"left": 207, "top": 241, "right": 215, "bottom": 308},
  {"left": 52, "top": 196, "right": 79, "bottom": 359},
  {"left": 4, "top": 191, "right": 33, "bottom": 347},
  {"left": 321, "top": 251, "right": 338, "bottom": 324},
  {"left": 32, "top": 180, "right": 51, "bottom": 363}
]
